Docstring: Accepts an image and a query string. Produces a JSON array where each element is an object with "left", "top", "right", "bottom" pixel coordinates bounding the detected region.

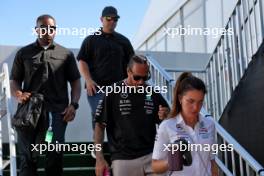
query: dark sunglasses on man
[
  {"left": 36, "top": 25, "right": 57, "bottom": 34},
  {"left": 39, "top": 25, "right": 57, "bottom": 30},
  {"left": 131, "top": 71, "right": 151, "bottom": 81},
  {"left": 133, "top": 75, "right": 150, "bottom": 81},
  {"left": 105, "top": 16, "right": 119, "bottom": 22}
]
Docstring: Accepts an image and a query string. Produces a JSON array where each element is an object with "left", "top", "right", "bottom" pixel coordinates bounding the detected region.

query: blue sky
[{"left": 0, "top": 0, "right": 149, "bottom": 48}]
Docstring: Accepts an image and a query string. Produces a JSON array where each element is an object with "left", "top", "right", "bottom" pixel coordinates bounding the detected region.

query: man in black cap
[{"left": 77, "top": 6, "right": 134, "bottom": 153}]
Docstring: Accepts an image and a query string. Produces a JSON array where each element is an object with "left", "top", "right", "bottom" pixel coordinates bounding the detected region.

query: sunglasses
[
  {"left": 39, "top": 25, "right": 57, "bottom": 30},
  {"left": 130, "top": 70, "right": 151, "bottom": 81},
  {"left": 105, "top": 16, "right": 119, "bottom": 22},
  {"left": 133, "top": 75, "right": 150, "bottom": 81}
]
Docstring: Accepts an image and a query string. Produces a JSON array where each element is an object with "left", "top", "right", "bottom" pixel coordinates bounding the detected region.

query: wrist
[
  {"left": 96, "top": 154, "right": 105, "bottom": 161},
  {"left": 70, "top": 102, "right": 79, "bottom": 110},
  {"left": 86, "top": 78, "right": 93, "bottom": 83}
]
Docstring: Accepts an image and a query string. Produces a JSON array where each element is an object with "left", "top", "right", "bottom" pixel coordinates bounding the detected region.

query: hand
[
  {"left": 62, "top": 105, "right": 76, "bottom": 122},
  {"left": 86, "top": 79, "right": 98, "bottom": 96},
  {"left": 15, "top": 91, "right": 31, "bottom": 103},
  {"left": 95, "top": 157, "right": 109, "bottom": 176},
  {"left": 158, "top": 105, "right": 169, "bottom": 120}
]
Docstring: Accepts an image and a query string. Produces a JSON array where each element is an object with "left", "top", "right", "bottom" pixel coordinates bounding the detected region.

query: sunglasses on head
[{"left": 105, "top": 16, "right": 119, "bottom": 22}]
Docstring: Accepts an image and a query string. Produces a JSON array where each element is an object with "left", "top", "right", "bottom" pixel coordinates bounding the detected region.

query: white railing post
[{"left": 1, "top": 63, "right": 17, "bottom": 176}]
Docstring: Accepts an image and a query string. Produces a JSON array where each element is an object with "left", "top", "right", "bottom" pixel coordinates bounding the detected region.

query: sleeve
[
  {"left": 94, "top": 94, "right": 112, "bottom": 124},
  {"left": 10, "top": 50, "right": 24, "bottom": 85},
  {"left": 152, "top": 122, "right": 170, "bottom": 160},
  {"left": 122, "top": 39, "right": 134, "bottom": 76},
  {"left": 66, "top": 51, "right": 81, "bottom": 82},
  {"left": 77, "top": 36, "right": 92, "bottom": 62},
  {"left": 124, "top": 39, "right": 134, "bottom": 64}
]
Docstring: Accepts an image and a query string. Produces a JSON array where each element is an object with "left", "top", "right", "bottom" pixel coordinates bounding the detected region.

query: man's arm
[
  {"left": 10, "top": 50, "right": 31, "bottom": 103},
  {"left": 63, "top": 79, "right": 81, "bottom": 122},
  {"left": 70, "top": 79, "right": 81, "bottom": 103},
  {"left": 122, "top": 39, "right": 134, "bottom": 76},
  {"left": 79, "top": 60, "right": 98, "bottom": 96},
  {"left": 77, "top": 37, "right": 98, "bottom": 96},
  {"left": 10, "top": 80, "right": 31, "bottom": 103},
  {"left": 152, "top": 159, "right": 169, "bottom": 174},
  {"left": 94, "top": 94, "right": 110, "bottom": 176},
  {"left": 10, "top": 80, "right": 21, "bottom": 97},
  {"left": 95, "top": 123, "right": 109, "bottom": 176}
]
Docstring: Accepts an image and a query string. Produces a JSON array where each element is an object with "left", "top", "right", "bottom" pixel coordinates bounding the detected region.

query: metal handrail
[
  {"left": 146, "top": 55, "right": 175, "bottom": 104},
  {"left": 214, "top": 122, "right": 264, "bottom": 176},
  {"left": 201, "top": 0, "right": 264, "bottom": 174},
  {"left": 204, "top": 0, "right": 264, "bottom": 119},
  {"left": 0, "top": 63, "right": 17, "bottom": 176},
  {"left": 165, "top": 68, "right": 206, "bottom": 73}
]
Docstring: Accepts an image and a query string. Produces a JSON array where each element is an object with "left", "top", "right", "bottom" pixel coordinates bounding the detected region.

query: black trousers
[{"left": 17, "top": 112, "right": 67, "bottom": 176}]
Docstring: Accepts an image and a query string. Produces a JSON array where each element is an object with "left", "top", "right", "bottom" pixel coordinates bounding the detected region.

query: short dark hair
[
  {"left": 36, "top": 14, "right": 56, "bottom": 26},
  {"left": 127, "top": 55, "right": 149, "bottom": 70}
]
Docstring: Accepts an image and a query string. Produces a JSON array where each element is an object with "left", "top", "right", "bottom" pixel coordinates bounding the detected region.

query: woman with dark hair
[{"left": 152, "top": 72, "right": 218, "bottom": 176}]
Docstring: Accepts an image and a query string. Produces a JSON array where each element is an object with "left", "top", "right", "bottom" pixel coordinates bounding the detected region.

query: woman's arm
[
  {"left": 152, "top": 159, "right": 169, "bottom": 174},
  {"left": 211, "top": 159, "right": 219, "bottom": 176},
  {"left": 152, "top": 121, "right": 170, "bottom": 174}
]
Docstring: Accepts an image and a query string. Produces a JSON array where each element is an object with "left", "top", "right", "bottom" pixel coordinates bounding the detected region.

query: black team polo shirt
[{"left": 95, "top": 81, "right": 169, "bottom": 160}]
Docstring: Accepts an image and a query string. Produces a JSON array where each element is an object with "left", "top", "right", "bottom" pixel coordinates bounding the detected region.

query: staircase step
[
  {"left": 37, "top": 153, "right": 111, "bottom": 168},
  {"left": 3, "top": 167, "right": 96, "bottom": 176}
]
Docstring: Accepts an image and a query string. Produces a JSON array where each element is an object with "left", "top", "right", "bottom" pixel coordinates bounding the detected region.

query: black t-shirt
[
  {"left": 77, "top": 29, "right": 134, "bottom": 86},
  {"left": 10, "top": 41, "right": 81, "bottom": 112},
  {"left": 95, "top": 81, "right": 169, "bottom": 160}
]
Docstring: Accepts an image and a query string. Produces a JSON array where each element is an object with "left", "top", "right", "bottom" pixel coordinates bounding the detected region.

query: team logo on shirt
[
  {"left": 174, "top": 124, "right": 191, "bottom": 141},
  {"left": 145, "top": 92, "right": 152, "bottom": 101},
  {"left": 199, "top": 121, "right": 205, "bottom": 128},
  {"left": 176, "top": 124, "right": 183, "bottom": 130},
  {"left": 120, "top": 93, "right": 128, "bottom": 99},
  {"left": 119, "top": 99, "right": 132, "bottom": 116},
  {"left": 144, "top": 93, "right": 154, "bottom": 114},
  {"left": 199, "top": 121, "right": 209, "bottom": 139}
]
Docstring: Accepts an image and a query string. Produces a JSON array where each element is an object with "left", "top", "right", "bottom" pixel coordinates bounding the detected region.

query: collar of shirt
[
  {"left": 99, "top": 27, "right": 118, "bottom": 38},
  {"left": 176, "top": 113, "right": 205, "bottom": 134},
  {"left": 33, "top": 40, "right": 56, "bottom": 50}
]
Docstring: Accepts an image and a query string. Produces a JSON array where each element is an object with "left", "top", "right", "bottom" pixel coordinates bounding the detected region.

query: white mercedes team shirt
[{"left": 152, "top": 113, "right": 216, "bottom": 176}]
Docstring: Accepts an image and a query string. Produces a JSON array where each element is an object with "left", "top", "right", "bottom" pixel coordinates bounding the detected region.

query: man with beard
[{"left": 94, "top": 55, "right": 169, "bottom": 176}]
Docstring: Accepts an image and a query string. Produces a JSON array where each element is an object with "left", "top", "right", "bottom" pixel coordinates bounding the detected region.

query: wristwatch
[{"left": 70, "top": 102, "right": 79, "bottom": 110}]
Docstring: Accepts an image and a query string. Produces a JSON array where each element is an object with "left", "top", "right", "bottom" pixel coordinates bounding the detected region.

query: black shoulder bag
[{"left": 12, "top": 59, "right": 48, "bottom": 130}]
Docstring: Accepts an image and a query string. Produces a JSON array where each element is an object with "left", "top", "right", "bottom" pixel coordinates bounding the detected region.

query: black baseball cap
[{"left": 102, "top": 6, "right": 120, "bottom": 18}]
